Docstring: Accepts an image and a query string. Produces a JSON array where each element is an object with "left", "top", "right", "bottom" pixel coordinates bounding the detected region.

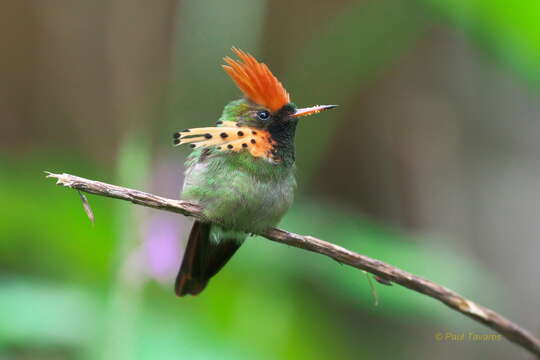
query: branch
[{"left": 45, "top": 172, "right": 540, "bottom": 357}]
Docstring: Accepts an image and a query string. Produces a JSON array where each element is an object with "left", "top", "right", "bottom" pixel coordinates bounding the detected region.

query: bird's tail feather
[{"left": 175, "top": 221, "right": 243, "bottom": 296}]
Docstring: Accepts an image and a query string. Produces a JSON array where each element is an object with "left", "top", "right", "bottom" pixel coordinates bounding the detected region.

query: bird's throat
[{"left": 267, "top": 119, "right": 297, "bottom": 167}]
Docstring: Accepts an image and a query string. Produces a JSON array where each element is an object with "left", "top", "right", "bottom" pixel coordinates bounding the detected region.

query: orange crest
[{"left": 222, "top": 48, "right": 290, "bottom": 113}]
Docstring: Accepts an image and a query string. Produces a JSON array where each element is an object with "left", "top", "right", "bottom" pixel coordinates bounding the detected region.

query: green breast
[{"left": 181, "top": 149, "right": 296, "bottom": 232}]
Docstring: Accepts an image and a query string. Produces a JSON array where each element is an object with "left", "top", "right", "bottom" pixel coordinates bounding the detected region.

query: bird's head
[
  {"left": 174, "top": 48, "right": 336, "bottom": 163},
  {"left": 220, "top": 48, "right": 336, "bottom": 132}
]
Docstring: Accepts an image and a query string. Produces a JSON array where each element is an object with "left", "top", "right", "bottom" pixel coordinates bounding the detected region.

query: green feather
[{"left": 181, "top": 99, "right": 297, "bottom": 234}]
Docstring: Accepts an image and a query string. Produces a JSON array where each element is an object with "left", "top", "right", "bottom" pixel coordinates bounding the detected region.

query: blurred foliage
[
  {"left": 288, "top": 0, "right": 431, "bottom": 179},
  {"left": 1, "top": 0, "right": 539, "bottom": 358},
  {"left": 421, "top": 0, "right": 540, "bottom": 87},
  {"left": 0, "top": 153, "right": 500, "bottom": 360}
]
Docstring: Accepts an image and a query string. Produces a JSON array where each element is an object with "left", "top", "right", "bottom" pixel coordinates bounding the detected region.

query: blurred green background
[{"left": 1, "top": 0, "right": 540, "bottom": 359}]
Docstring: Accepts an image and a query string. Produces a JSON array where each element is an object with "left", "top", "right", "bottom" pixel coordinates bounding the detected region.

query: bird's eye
[{"left": 257, "top": 110, "right": 270, "bottom": 121}]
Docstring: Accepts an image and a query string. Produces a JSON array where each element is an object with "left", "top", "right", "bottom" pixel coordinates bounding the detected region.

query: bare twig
[{"left": 45, "top": 171, "right": 540, "bottom": 357}]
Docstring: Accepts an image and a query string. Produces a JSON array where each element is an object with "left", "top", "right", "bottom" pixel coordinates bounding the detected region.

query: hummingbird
[{"left": 173, "top": 48, "right": 336, "bottom": 296}]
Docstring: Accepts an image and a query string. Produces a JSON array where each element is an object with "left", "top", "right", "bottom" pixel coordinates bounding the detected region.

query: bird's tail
[{"left": 175, "top": 221, "right": 245, "bottom": 296}]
